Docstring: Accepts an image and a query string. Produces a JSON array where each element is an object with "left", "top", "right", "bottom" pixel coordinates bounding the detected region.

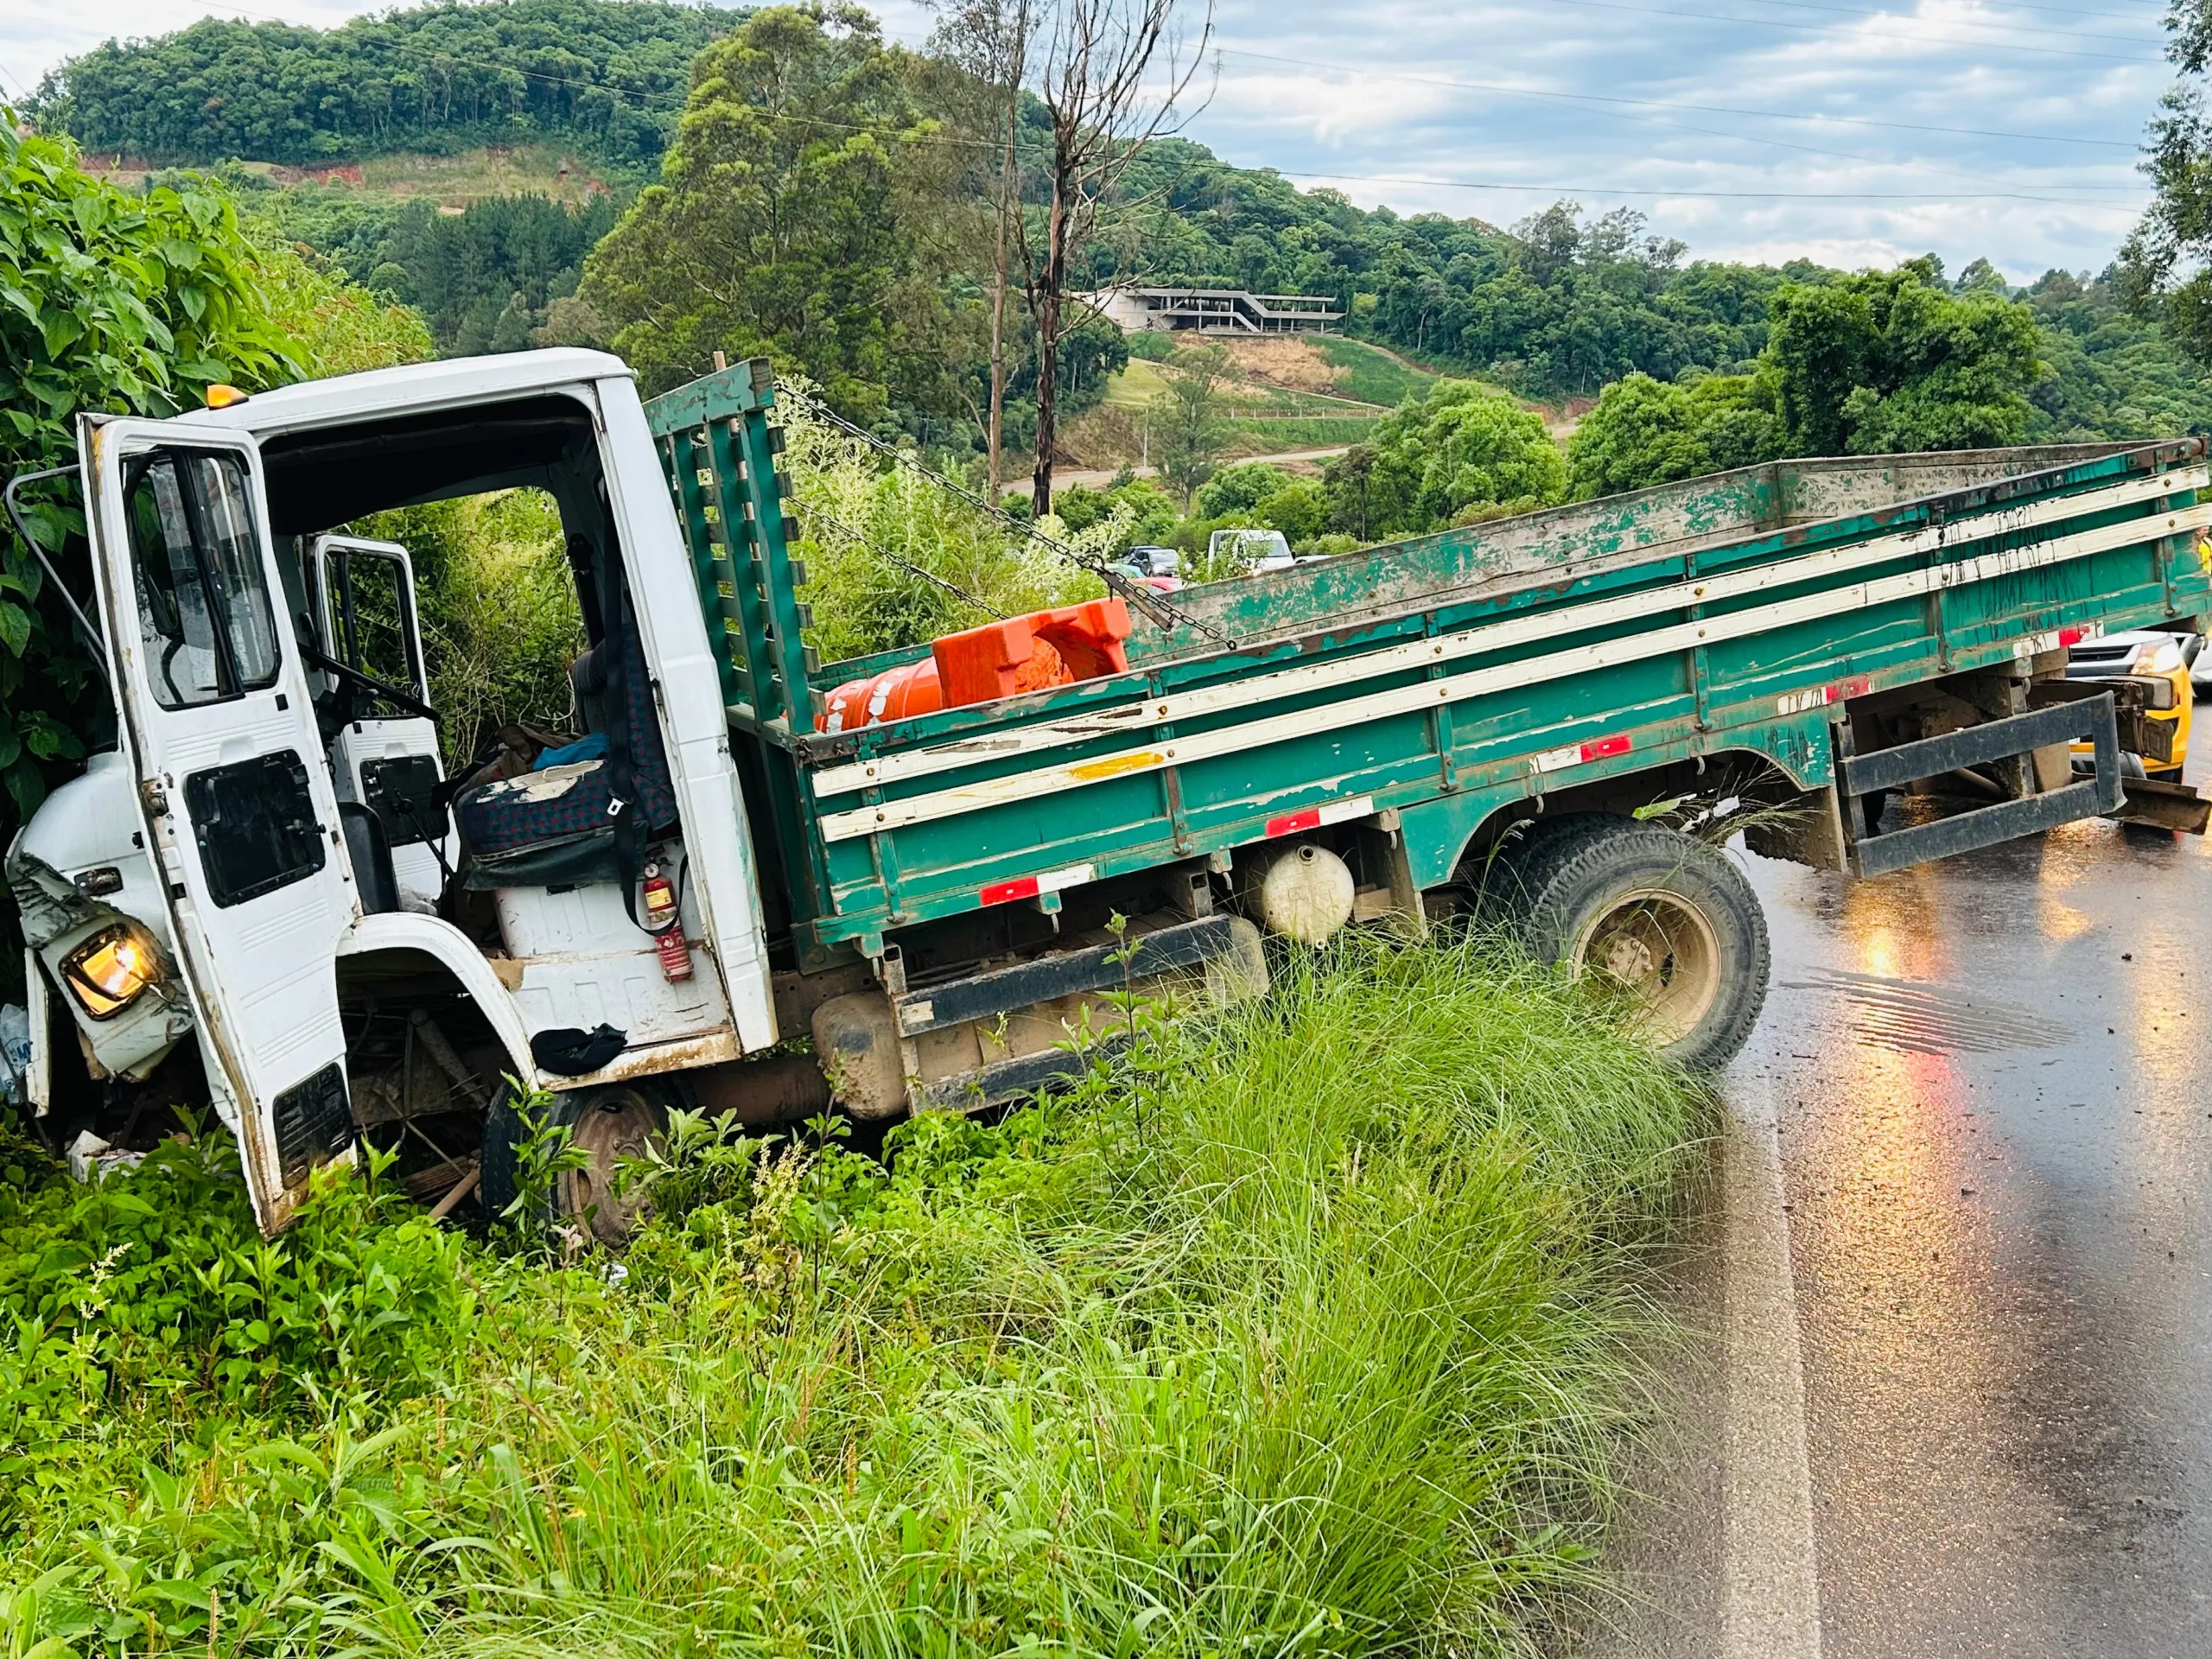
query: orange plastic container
[
  {"left": 818, "top": 657, "right": 944, "bottom": 734},
  {"left": 817, "top": 598, "right": 1134, "bottom": 733}
]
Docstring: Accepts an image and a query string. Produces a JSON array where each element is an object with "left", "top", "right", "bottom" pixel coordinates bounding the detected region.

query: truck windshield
[{"left": 124, "top": 449, "right": 281, "bottom": 708}]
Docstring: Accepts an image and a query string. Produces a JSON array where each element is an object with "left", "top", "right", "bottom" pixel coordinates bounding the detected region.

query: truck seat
[{"left": 454, "top": 610, "right": 677, "bottom": 888}]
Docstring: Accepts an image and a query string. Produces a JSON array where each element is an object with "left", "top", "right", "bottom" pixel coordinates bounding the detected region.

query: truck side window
[
  {"left": 325, "top": 548, "right": 423, "bottom": 698},
  {"left": 124, "top": 450, "right": 281, "bottom": 709}
]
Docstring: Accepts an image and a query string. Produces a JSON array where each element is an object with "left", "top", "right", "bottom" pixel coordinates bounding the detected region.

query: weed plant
[{"left": 0, "top": 938, "right": 1700, "bottom": 1656}]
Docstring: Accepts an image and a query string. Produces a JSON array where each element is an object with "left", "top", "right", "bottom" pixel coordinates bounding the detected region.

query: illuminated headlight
[
  {"left": 60, "top": 923, "right": 162, "bottom": 1020},
  {"left": 2135, "top": 641, "right": 2186, "bottom": 676}
]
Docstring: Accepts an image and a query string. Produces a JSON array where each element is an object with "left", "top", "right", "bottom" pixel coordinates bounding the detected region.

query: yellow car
[{"left": 2068, "top": 629, "right": 2196, "bottom": 778}]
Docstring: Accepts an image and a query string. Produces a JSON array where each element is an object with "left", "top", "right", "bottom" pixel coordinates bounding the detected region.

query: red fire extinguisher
[{"left": 641, "top": 861, "right": 694, "bottom": 981}]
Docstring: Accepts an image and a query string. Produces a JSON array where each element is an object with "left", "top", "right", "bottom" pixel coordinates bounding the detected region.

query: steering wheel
[{"left": 306, "top": 645, "right": 441, "bottom": 725}]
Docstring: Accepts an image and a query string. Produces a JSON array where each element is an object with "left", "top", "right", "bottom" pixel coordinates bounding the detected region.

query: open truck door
[{"left": 81, "top": 416, "right": 357, "bottom": 1231}]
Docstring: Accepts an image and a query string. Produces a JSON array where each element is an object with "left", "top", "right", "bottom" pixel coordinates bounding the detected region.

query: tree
[
  {"left": 1325, "top": 379, "right": 1566, "bottom": 539},
  {"left": 2120, "top": 3, "right": 2212, "bottom": 359},
  {"left": 580, "top": 5, "right": 960, "bottom": 410},
  {"left": 0, "top": 112, "right": 425, "bottom": 826},
  {"left": 1567, "top": 371, "right": 1780, "bottom": 499},
  {"left": 1018, "top": 0, "right": 1214, "bottom": 514},
  {"left": 1195, "top": 461, "right": 1289, "bottom": 518},
  {"left": 1764, "top": 261, "right": 2041, "bottom": 455},
  {"left": 927, "top": 0, "right": 1032, "bottom": 500},
  {"left": 1152, "top": 343, "right": 1234, "bottom": 506}
]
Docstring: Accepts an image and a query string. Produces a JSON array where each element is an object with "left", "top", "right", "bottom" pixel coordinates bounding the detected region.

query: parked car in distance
[
  {"left": 1107, "top": 562, "right": 1182, "bottom": 594},
  {"left": 1209, "top": 527, "right": 1294, "bottom": 573},
  {"left": 1108, "top": 543, "right": 1183, "bottom": 592}
]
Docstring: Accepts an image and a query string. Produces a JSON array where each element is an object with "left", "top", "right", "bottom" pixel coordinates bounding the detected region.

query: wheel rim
[
  {"left": 560, "top": 1087, "right": 663, "bottom": 1245},
  {"left": 1569, "top": 887, "right": 1723, "bottom": 1046}
]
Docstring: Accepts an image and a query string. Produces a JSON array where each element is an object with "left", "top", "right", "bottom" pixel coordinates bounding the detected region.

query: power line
[
  {"left": 1538, "top": 0, "right": 2165, "bottom": 62},
  {"left": 1961, "top": 0, "right": 2175, "bottom": 19},
  {"left": 1217, "top": 48, "right": 2147, "bottom": 149},
  {"left": 47, "top": 6, "right": 2152, "bottom": 213},
  {"left": 1252, "top": 166, "right": 2144, "bottom": 206},
  {"left": 1213, "top": 55, "right": 2150, "bottom": 196},
  {"left": 1711, "top": 0, "right": 2164, "bottom": 47}
]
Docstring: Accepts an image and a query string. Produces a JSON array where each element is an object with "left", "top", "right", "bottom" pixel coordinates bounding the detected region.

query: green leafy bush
[
  {"left": 1194, "top": 461, "right": 1292, "bottom": 518},
  {"left": 1567, "top": 370, "right": 1783, "bottom": 499},
  {"left": 0, "top": 111, "right": 301, "bottom": 821},
  {"left": 0, "top": 1129, "right": 474, "bottom": 1522},
  {"left": 1765, "top": 259, "right": 2041, "bottom": 455},
  {"left": 1323, "top": 378, "right": 1568, "bottom": 539}
]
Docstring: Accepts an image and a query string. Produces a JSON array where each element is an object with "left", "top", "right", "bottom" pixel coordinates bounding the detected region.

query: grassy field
[
  {"left": 1090, "top": 337, "right": 1478, "bottom": 467},
  {"left": 1313, "top": 335, "right": 1443, "bottom": 407},
  {"left": 1, "top": 938, "right": 1702, "bottom": 1657}
]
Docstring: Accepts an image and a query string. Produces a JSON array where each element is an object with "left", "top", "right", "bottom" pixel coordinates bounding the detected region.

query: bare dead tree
[
  {"left": 926, "top": 0, "right": 1033, "bottom": 503},
  {"left": 1018, "top": 0, "right": 1213, "bottom": 516}
]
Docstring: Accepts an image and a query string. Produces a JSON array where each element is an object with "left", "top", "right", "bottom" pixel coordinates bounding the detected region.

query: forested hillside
[
  {"left": 1108, "top": 143, "right": 1789, "bottom": 399},
  {"left": 1095, "top": 141, "right": 2212, "bottom": 438},
  {"left": 29, "top": 0, "right": 743, "bottom": 168}
]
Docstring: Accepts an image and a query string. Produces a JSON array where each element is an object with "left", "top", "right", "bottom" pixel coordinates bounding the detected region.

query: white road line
[{"left": 1722, "top": 1070, "right": 1823, "bottom": 1659}]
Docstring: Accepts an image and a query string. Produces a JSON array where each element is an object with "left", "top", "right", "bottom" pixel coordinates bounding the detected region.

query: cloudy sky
[{"left": 0, "top": 0, "right": 2182, "bottom": 282}]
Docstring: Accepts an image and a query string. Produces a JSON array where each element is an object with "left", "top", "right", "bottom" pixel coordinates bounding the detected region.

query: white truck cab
[{"left": 9, "top": 351, "right": 777, "bottom": 1231}]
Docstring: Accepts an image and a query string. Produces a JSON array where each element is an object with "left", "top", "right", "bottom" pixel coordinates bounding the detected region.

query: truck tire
[
  {"left": 1495, "top": 817, "right": 1770, "bottom": 1071},
  {"left": 1464, "top": 812, "right": 1618, "bottom": 921},
  {"left": 479, "top": 1080, "right": 531, "bottom": 1226},
  {"left": 480, "top": 1082, "right": 671, "bottom": 1244}
]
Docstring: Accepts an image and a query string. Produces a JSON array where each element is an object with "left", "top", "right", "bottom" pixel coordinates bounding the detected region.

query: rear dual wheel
[{"left": 1480, "top": 814, "right": 1770, "bottom": 1071}]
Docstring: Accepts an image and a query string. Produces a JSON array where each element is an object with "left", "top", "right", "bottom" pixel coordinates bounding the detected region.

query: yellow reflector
[
  {"left": 1069, "top": 751, "right": 1164, "bottom": 782},
  {"left": 204, "top": 384, "right": 249, "bottom": 410}
]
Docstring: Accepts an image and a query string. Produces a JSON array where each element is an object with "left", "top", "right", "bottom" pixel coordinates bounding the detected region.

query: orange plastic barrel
[{"left": 817, "top": 657, "right": 944, "bottom": 733}]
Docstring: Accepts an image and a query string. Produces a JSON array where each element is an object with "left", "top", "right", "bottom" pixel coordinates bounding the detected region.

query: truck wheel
[
  {"left": 1497, "top": 817, "right": 1770, "bottom": 1071},
  {"left": 480, "top": 1082, "right": 670, "bottom": 1244}
]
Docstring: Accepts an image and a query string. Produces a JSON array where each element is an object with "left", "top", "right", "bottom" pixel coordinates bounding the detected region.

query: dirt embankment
[{"left": 1215, "top": 336, "right": 1353, "bottom": 397}]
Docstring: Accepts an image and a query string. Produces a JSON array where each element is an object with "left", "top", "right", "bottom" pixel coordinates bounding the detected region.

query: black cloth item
[{"left": 530, "top": 1024, "right": 628, "bottom": 1077}]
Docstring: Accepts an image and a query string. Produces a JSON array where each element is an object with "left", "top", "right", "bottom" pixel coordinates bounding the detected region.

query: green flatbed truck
[{"left": 10, "top": 349, "right": 2206, "bottom": 1234}]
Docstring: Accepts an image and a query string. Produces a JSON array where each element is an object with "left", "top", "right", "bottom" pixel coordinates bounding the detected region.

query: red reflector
[
  {"left": 1265, "top": 806, "right": 1323, "bottom": 837},
  {"left": 2058, "top": 626, "right": 2086, "bottom": 648},
  {"left": 979, "top": 875, "right": 1039, "bottom": 906},
  {"left": 1580, "top": 734, "right": 1632, "bottom": 762}
]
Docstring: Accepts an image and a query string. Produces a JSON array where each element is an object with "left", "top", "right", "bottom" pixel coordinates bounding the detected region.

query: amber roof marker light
[{"left": 204, "top": 384, "right": 250, "bottom": 410}]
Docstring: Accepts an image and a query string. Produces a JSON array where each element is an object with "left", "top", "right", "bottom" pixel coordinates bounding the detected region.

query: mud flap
[{"left": 2105, "top": 774, "right": 2212, "bottom": 833}]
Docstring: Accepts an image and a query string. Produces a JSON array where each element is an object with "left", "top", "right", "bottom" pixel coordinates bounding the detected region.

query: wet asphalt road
[{"left": 1586, "top": 719, "right": 2212, "bottom": 1657}]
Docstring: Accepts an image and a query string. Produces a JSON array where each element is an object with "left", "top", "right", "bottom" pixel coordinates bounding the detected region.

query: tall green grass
[
  {"left": 1313, "top": 337, "right": 1442, "bottom": 409},
  {"left": 3, "top": 938, "right": 1700, "bottom": 1656},
  {"left": 1223, "top": 415, "right": 1380, "bottom": 454}
]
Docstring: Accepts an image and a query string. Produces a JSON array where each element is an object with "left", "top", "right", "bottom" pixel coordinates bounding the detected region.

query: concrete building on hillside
[{"left": 1084, "top": 286, "right": 1343, "bottom": 336}]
